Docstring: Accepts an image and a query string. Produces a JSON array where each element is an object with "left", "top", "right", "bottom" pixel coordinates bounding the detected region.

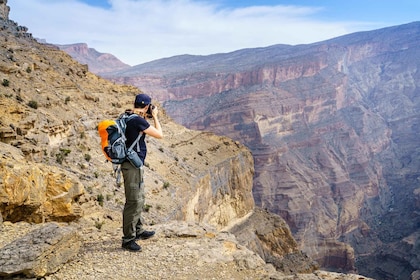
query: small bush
[
  {"left": 28, "top": 100, "right": 38, "bottom": 109},
  {"left": 143, "top": 204, "right": 152, "bottom": 212},
  {"left": 95, "top": 220, "right": 104, "bottom": 230},
  {"left": 163, "top": 181, "right": 170, "bottom": 189},
  {"left": 56, "top": 148, "right": 71, "bottom": 164},
  {"left": 56, "top": 153, "right": 64, "bottom": 164},
  {"left": 2, "top": 79, "right": 9, "bottom": 87},
  {"left": 84, "top": 154, "right": 91, "bottom": 162},
  {"left": 97, "top": 194, "right": 104, "bottom": 207}
]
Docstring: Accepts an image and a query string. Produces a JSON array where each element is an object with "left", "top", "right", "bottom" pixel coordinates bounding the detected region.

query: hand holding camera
[{"left": 146, "top": 104, "right": 156, "bottom": 118}]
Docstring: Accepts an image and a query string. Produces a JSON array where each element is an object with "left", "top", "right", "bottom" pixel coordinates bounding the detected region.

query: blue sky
[{"left": 9, "top": 0, "right": 420, "bottom": 65}]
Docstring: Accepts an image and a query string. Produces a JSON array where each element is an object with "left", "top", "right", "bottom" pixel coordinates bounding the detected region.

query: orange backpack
[{"left": 97, "top": 113, "right": 139, "bottom": 164}]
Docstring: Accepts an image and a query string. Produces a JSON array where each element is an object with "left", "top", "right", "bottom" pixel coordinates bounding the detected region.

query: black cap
[{"left": 134, "top": 94, "right": 151, "bottom": 107}]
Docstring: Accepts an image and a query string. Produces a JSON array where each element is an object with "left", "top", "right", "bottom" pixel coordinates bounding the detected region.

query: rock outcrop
[
  {"left": 0, "top": 143, "right": 84, "bottom": 223},
  {"left": 228, "top": 207, "right": 319, "bottom": 274},
  {"left": 0, "top": 222, "right": 81, "bottom": 278},
  {"left": 102, "top": 22, "right": 420, "bottom": 279},
  {"left": 0, "top": 0, "right": 9, "bottom": 20}
]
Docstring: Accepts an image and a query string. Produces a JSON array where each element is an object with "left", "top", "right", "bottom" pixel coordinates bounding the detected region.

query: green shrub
[
  {"left": 163, "top": 181, "right": 170, "bottom": 189},
  {"left": 97, "top": 194, "right": 104, "bottom": 206},
  {"left": 95, "top": 220, "right": 104, "bottom": 230},
  {"left": 56, "top": 148, "right": 71, "bottom": 164},
  {"left": 143, "top": 204, "right": 152, "bottom": 212},
  {"left": 84, "top": 154, "right": 91, "bottom": 162},
  {"left": 28, "top": 100, "right": 38, "bottom": 109}
]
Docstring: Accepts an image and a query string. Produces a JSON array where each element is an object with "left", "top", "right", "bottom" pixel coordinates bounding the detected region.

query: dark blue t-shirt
[{"left": 125, "top": 114, "right": 150, "bottom": 163}]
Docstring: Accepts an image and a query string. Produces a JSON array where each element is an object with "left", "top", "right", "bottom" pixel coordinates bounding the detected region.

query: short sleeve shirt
[{"left": 125, "top": 114, "right": 150, "bottom": 163}]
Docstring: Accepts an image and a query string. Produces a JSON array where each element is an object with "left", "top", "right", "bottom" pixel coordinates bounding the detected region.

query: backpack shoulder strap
[
  {"left": 123, "top": 113, "right": 143, "bottom": 152},
  {"left": 128, "top": 132, "right": 142, "bottom": 151}
]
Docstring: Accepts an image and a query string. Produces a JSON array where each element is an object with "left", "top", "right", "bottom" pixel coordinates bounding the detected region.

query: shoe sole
[
  {"left": 135, "top": 233, "right": 155, "bottom": 240},
  {"left": 136, "top": 236, "right": 154, "bottom": 240},
  {"left": 122, "top": 246, "right": 142, "bottom": 252}
]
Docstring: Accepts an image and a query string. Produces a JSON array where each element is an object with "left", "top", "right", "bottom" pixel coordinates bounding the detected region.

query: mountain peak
[
  {"left": 0, "top": 0, "right": 9, "bottom": 20},
  {"left": 57, "top": 43, "right": 131, "bottom": 74}
]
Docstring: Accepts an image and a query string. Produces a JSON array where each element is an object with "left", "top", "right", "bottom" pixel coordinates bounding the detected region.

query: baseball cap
[{"left": 134, "top": 93, "right": 151, "bottom": 107}]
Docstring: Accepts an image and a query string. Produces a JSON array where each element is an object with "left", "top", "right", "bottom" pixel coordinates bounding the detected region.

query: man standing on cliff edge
[{"left": 121, "top": 93, "right": 163, "bottom": 251}]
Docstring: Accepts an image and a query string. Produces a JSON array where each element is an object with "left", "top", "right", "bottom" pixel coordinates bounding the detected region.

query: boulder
[{"left": 0, "top": 223, "right": 81, "bottom": 278}]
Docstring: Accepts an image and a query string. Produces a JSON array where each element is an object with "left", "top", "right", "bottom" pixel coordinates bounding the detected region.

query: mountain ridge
[
  {"left": 99, "top": 21, "right": 420, "bottom": 77},
  {"left": 57, "top": 43, "right": 131, "bottom": 74}
]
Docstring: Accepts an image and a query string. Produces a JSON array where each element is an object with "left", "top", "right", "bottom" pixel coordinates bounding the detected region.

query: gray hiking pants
[{"left": 121, "top": 161, "right": 145, "bottom": 244}]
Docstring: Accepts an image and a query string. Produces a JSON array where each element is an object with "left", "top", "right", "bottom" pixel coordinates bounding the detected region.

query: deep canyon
[{"left": 100, "top": 22, "right": 420, "bottom": 279}]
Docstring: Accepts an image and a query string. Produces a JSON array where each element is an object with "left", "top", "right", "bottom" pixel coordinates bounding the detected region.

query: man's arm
[{"left": 143, "top": 107, "right": 163, "bottom": 139}]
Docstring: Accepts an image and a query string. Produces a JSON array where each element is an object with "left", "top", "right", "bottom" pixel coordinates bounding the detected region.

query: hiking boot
[
  {"left": 122, "top": 240, "right": 142, "bottom": 252},
  {"left": 135, "top": 230, "right": 155, "bottom": 240}
]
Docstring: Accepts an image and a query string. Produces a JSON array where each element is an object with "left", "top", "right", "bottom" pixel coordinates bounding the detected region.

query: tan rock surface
[
  {"left": 0, "top": 223, "right": 81, "bottom": 278},
  {"left": 0, "top": 219, "right": 374, "bottom": 280}
]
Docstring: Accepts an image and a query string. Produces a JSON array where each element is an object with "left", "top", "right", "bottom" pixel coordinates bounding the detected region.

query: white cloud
[{"left": 10, "top": 0, "right": 379, "bottom": 65}]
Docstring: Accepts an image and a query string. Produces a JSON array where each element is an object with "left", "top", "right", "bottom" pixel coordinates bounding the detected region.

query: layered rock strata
[{"left": 104, "top": 22, "right": 420, "bottom": 278}]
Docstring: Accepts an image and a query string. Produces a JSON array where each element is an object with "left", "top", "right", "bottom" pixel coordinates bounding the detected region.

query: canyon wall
[{"left": 105, "top": 22, "right": 420, "bottom": 279}]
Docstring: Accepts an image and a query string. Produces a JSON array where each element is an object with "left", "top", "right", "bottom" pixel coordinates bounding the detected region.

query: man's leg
[{"left": 121, "top": 162, "right": 143, "bottom": 245}]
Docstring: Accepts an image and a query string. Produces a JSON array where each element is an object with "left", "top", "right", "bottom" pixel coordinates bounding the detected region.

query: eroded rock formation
[
  {"left": 0, "top": 0, "right": 9, "bottom": 20},
  {"left": 104, "top": 22, "right": 420, "bottom": 279},
  {"left": 0, "top": 143, "right": 84, "bottom": 223}
]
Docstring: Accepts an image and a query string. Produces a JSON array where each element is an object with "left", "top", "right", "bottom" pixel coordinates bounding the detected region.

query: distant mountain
[
  {"left": 99, "top": 21, "right": 420, "bottom": 279},
  {"left": 57, "top": 43, "right": 131, "bottom": 74}
]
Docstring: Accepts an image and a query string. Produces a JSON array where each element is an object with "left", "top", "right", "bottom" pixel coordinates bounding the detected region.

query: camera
[{"left": 146, "top": 104, "right": 155, "bottom": 118}]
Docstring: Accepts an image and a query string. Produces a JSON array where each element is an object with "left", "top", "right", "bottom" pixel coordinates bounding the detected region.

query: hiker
[{"left": 121, "top": 93, "right": 163, "bottom": 251}]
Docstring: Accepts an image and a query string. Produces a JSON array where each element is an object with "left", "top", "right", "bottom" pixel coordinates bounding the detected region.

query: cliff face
[{"left": 103, "top": 22, "right": 420, "bottom": 278}]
